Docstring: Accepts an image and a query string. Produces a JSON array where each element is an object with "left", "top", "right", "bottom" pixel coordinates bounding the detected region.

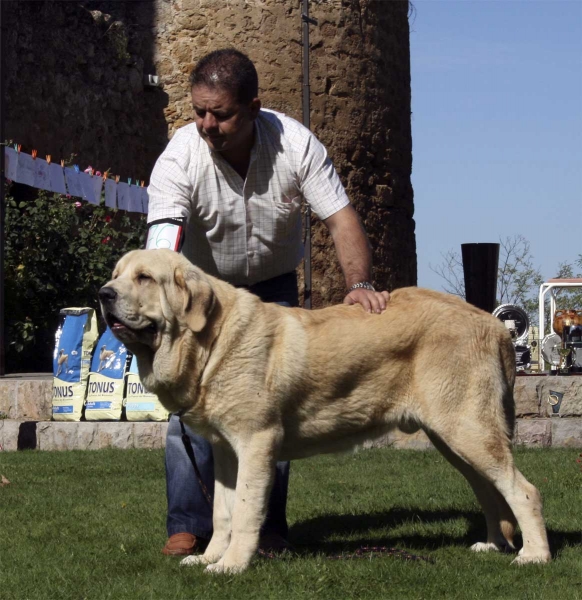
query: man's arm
[
  {"left": 323, "top": 205, "right": 390, "bottom": 314},
  {"left": 146, "top": 127, "right": 195, "bottom": 250}
]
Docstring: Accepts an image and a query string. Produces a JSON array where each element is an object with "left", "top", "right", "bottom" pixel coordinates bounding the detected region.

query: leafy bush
[{"left": 4, "top": 181, "right": 147, "bottom": 373}]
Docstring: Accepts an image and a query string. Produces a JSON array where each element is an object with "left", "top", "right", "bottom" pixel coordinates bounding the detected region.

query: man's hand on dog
[{"left": 344, "top": 289, "right": 391, "bottom": 314}]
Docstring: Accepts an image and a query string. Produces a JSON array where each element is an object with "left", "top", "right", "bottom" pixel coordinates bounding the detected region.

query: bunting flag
[{"left": 2, "top": 146, "right": 149, "bottom": 215}]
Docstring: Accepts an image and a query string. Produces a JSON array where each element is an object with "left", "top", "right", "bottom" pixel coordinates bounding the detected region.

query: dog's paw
[
  {"left": 511, "top": 552, "right": 551, "bottom": 566},
  {"left": 470, "top": 542, "right": 500, "bottom": 553},
  {"left": 205, "top": 560, "right": 245, "bottom": 575},
  {"left": 180, "top": 555, "right": 209, "bottom": 567}
]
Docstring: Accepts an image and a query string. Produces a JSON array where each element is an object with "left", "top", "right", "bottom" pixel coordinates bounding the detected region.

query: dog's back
[{"left": 254, "top": 286, "right": 516, "bottom": 458}]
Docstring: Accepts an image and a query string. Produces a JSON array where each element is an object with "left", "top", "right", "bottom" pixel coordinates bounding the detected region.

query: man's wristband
[
  {"left": 348, "top": 281, "right": 375, "bottom": 293},
  {"left": 146, "top": 218, "right": 186, "bottom": 252}
]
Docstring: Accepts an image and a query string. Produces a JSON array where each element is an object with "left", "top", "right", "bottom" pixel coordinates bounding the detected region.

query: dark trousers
[{"left": 165, "top": 272, "right": 298, "bottom": 540}]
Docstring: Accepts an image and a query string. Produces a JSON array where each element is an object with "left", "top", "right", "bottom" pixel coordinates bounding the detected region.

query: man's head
[
  {"left": 189, "top": 49, "right": 261, "bottom": 155},
  {"left": 190, "top": 49, "right": 258, "bottom": 104}
]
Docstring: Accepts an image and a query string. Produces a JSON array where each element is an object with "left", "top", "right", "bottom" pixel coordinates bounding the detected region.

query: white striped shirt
[{"left": 147, "top": 109, "right": 350, "bottom": 286}]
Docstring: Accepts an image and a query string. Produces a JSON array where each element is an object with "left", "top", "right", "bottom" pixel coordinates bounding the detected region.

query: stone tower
[
  {"left": 5, "top": 0, "right": 416, "bottom": 306},
  {"left": 153, "top": 0, "right": 416, "bottom": 304}
]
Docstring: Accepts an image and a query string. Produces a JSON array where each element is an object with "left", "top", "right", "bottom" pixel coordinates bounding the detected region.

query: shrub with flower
[{"left": 4, "top": 180, "right": 147, "bottom": 372}]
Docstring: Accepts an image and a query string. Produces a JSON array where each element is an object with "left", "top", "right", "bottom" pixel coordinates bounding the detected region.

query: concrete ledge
[
  {"left": 1, "top": 420, "right": 168, "bottom": 451},
  {"left": 514, "top": 419, "right": 551, "bottom": 447},
  {"left": 513, "top": 375, "right": 582, "bottom": 418},
  {"left": 361, "top": 427, "right": 434, "bottom": 451},
  {"left": 1, "top": 371, "right": 582, "bottom": 452},
  {"left": 2, "top": 374, "right": 582, "bottom": 422},
  {"left": 0, "top": 374, "right": 52, "bottom": 421},
  {"left": 2, "top": 418, "right": 582, "bottom": 452},
  {"left": 551, "top": 419, "right": 582, "bottom": 447}
]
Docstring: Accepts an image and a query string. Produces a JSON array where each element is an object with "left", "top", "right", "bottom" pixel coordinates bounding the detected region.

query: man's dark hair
[{"left": 189, "top": 49, "right": 259, "bottom": 105}]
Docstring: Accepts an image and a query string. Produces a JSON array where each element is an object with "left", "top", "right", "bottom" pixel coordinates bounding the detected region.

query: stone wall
[
  {"left": 2, "top": 375, "right": 582, "bottom": 451},
  {"left": 4, "top": 0, "right": 168, "bottom": 181},
  {"left": 5, "top": 0, "right": 416, "bottom": 305}
]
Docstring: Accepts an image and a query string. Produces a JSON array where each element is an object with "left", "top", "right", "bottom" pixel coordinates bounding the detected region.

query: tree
[{"left": 550, "top": 257, "right": 582, "bottom": 311}]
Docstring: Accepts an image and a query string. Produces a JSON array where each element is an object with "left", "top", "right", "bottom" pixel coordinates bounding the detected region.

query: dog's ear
[{"left": 173, "top": 267, "right": 216, "bottom": 333}]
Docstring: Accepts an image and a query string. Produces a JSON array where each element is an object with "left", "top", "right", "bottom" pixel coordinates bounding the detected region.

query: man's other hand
[{"left": 343, "top": 289, "right": 391, "bottom": 314}]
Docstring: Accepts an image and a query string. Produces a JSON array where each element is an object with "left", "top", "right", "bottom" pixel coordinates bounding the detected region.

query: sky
[{"left": 409, "top": 0, "right": 582, "bottom": 292}]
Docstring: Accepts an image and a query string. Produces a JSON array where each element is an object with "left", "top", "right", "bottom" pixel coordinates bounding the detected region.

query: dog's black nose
[{"left": 98, "top": 286, "right": 117, "bottom": 303}]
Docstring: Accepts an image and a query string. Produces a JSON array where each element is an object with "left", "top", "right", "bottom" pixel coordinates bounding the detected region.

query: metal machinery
[
  {"left": 493, "top": 304, "right": 534, "bottom": 371},
  {"left": 538, "top": 278, "right": 582, "bottom": 373}
]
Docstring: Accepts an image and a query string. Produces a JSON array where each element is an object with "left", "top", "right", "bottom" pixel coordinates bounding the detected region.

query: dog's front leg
[
  {"left": 181, "top": 442, "right": 237, "bottom": 568},
  {"left": 205, "top": 431, "right": 279, "bottom": 574}
]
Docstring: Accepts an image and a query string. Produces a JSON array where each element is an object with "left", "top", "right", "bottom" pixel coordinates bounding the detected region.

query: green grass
[{"left": 1, "top": 448, "right": 581, "bottom": 600}]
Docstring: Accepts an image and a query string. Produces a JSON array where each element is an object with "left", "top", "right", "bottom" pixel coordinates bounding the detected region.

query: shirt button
[{"left": 247, "top": 251, "right": 254, "bottom": 257}]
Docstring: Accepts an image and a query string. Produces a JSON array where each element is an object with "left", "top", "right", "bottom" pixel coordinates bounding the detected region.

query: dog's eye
[{"left": 137, "top": 273, "right": 152, "bottom": 283}]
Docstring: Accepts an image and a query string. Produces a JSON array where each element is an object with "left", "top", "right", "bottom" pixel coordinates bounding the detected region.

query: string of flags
[{"left": 2, "top": 145, "right": 149, "bottom": 214}]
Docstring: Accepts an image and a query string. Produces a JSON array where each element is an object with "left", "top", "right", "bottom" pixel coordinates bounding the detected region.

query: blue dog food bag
[
  {"left": 85, "top": 328, "right": 130, "bottom": 421},
  {"left": 124, "top": 356, "right": 169, "bottom": 422},
  {"left": 52, "top": 308, "right": 99, "bottom": 421}
]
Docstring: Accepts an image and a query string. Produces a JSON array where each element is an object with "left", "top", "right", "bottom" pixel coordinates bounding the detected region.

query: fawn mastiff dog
[{"left": 99, "top": 249, "right": 550, "bottom": 573}]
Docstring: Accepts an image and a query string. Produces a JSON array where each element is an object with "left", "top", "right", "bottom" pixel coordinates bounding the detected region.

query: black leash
[{"left": 179, "top": 417, "right": 213, "bottom": 507}]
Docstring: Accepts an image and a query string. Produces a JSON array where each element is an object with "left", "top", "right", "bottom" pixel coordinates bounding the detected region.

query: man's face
[{"left": 191, "top": 85, "right": 259, "bottom": 154}]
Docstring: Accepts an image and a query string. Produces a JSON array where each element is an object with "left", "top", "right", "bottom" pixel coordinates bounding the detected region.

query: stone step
[
  {"left": 3, "top": 374, "right": 582, "bottom": 422},
  {"left": 1, "top": 418, "right": 581, "bottom": 452},
  {"left": 0, "top": 374, "right": 52, "bottom": 421},
  {"left": 0, "top": 420, "right": 168, "bottom": 452}
]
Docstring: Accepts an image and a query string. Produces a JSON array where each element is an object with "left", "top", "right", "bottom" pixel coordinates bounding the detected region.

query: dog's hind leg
[
  {"left": 424, "top": 430, "right": 517, "bottom": 553},
  {"left": 424, "top": 423, "right": 550, "bottom": 564},
  {"left": 493, "top": 465, "right": 551, "bottom": 564}
]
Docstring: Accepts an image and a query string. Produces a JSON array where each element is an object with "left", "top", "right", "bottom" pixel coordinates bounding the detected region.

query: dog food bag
[
  {"left": 52, "top": 308, "right": 99, "bottom": 421},
  {"left": 124, "top": 356, "right": 169, "bottom": 422},
  {"left": 85, "top": 328, "right": 130, "bottom": 421}
]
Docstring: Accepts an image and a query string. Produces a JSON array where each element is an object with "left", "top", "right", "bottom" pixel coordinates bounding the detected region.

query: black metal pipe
[
  {"left": 461, "top": 243, "right": 500, "bottom": 314},
  {"left": 301, "top": 1, "right": 316, "bottom": 309},
  {"left": 0, "top": 0, "right": 6, "bottom": 376}
]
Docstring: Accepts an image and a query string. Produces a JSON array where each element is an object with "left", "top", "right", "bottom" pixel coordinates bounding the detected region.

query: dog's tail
[{"left": 498, "top": 334, "right": 517, "bottom": 441}]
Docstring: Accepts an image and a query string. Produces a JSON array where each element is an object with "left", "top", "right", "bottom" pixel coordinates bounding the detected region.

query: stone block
[
  {"left": 0, "top": 377, "right": 52, "bottom": 421},
  {"left": 36, "top": 423, "right": 52, "bottom": 450},
  {"left": 390, "top": 429, "right": 433, "bottom": 450},
  {"left": 539, "top": 377, "right": 582, "bottom": 418},
  {"left": 0, "top": 380, "right": 19, "bottom": 419},
  {"left": 513, "top": 377, "right": 542, "bottom": 417},
  {"left": 75, "top": 423, "right": 101, "bottom": 450},
  {"left": 134, "top": 422, "right": 164, "bottom": 449},
  {"left": 16, "top": 379, "right": 52, "bottom": 420},
  {"left": 97, "top": 422, "right": 134, "bottom": 450},
  {"left": 514, "top": 419, "right": 551, "bottom": 447},
  {"left": 160, "top": 422, "right": 168, "bottom": 446},
  {"left": 361, "top": 429, "right": 433, "bottom": 451},
  {"left": 37, "top": 422, "right": 78, "bottom": 451},
  {"left": 551, "top": 419, "right": 582, "bottom": 448},
  {"left": 2, "top": 420, "right": 22, "bottom": 452}
]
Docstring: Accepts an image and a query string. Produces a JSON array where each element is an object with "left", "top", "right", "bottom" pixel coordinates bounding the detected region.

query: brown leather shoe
[{"left": 162, "top": 533, "right": 206, "bottom": 556}]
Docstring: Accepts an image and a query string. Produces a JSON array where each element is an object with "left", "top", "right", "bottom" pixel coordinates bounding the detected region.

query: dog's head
[{"left": 99, "top": 249, "right": 216, "bottom": 352}]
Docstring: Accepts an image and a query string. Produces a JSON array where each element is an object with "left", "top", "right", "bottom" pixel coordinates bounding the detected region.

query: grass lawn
[{"left": 1, "top": 447, "right": 581, "bottom": 600}]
